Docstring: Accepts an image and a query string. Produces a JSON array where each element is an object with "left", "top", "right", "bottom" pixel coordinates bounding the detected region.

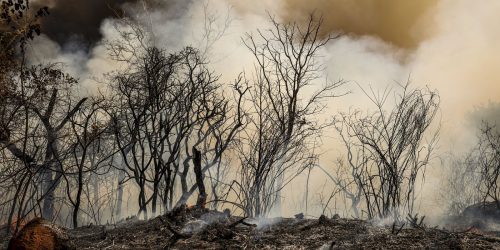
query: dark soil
[{"left": 3, "top": 208, "right": 500, "bottom": 249}]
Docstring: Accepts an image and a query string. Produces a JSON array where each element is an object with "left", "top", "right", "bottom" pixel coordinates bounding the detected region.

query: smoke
[
  {"left": 409, "top": 0, "right": 500, "bottom": 151},
  {"left": 31, "top": 0, "right": 137, "bottom": 46},
  {"left": 23, "top": 0, "right": 500, "bottom": 219},
  {"left": 231, "top": 0, "right": 439, "bottom": 49},
  {"left": 31, "top": 0, "right": 200, "bottom": 47},
  {"left": 246, "top": 217, "right": 283, "bottom": 230},
  {"left": 468, "top": 103, "right": 500, "bottom": 129},
  {"left": 247, "top": 0, "right": 500, "bottom": 218}
]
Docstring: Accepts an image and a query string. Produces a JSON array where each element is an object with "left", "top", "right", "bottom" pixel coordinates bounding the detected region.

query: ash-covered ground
[
  {"left": 69, "top": 221, "right": 500, "bottom": 249},
  {"left": 5, "top": 207, "right": 493, "bottom": 249}
]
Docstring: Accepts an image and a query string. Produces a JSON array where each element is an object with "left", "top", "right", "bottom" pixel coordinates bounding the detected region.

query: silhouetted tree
[
  {"left": 335, "top": 83, "right": 439, "bottom": 220},
  {"left": 476, "top": 122, "right": 500, "bottom": 208},
  {"left": 0, "top": 65, "right": 87, "bottom": 230},
  {"left": 63, "top": 96, "right": 116, "bottom": 227},
  {"left": 236, "top": 14, "right": 346, "bottom": 217},
  {"left": 106, "top": 19, "right": 247, "bottom": 218},
  {"left": 441, "top": 153, "right": 482, "bottom": 216}
]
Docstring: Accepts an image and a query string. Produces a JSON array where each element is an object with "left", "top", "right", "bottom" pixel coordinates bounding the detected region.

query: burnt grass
[
  {"left": 3, "top": 209, "right": 500, "bottom": 249},
  {"left": 65, "top": 210, "right": 500, "bottom": 249}
]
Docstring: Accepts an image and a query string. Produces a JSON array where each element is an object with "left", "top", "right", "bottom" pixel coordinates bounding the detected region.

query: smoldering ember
[{"left": 2, "top": 0, "right": 500, "bottom": 249}]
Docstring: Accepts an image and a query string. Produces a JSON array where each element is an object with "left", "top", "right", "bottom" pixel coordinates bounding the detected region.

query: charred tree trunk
[
  {"left": 41, "top": 168, "right": 55, "bottom": 221},
  {"left": 138, "top": 182, "right": 148, "bottom": 220},
  {"left": 116, "top": 149, "right": 130, "bottom": 220},
  {"left": 193, "top": 147, "right": 206, "bottom": 208},
  {"left": 151, "top": 176, "right": 160, "bottom": 217},
  {"left": 163, "top": 168, "right": 172, "bottom": 210},
  {"left": 73, "top": 170, "right": 83, "bottom": 228},
  {"left": 116, "top": 166, "right": 125, "bottom": 219},
  {"left": 175, "top": 157, "right": 192, "bottom": 208}
]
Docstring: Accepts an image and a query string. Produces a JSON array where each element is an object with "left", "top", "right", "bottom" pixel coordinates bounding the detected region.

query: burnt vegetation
[{"left": 1, "top": 1, "right": 500, "bottom": 249}]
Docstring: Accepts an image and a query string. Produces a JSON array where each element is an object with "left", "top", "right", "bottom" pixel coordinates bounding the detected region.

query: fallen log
[{"left": 8, "top": 218, "right": 73, "bottom": 250}]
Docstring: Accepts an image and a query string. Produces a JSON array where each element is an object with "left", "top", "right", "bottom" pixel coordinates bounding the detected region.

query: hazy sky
[
  {"left": 31, "top": 0, "right": 500, "bottom": 131},
  {"left": 27, "top": 0, "right": 500, "bottom": 218}
]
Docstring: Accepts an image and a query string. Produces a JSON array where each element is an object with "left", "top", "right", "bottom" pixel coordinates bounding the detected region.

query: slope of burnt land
[
  {"left": 67, "top": 209, "right": 500, "bottom": 249},
  {"left": 2, "top": 208, "right": 500, "bottom": 249}
]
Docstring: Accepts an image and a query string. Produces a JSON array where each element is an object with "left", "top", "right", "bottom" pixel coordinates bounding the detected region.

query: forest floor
[{"left": 2, "top": 207, "right": 500, "bottom": 249}]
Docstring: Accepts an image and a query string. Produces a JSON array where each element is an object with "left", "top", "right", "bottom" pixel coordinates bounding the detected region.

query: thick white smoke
[{"left": 25, "top": 0, "right": 500, "bottom": 220}]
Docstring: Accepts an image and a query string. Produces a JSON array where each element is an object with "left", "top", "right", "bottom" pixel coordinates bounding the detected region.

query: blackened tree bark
[{"left": 192, "top": 147, "right": 206, "bottom": 208}]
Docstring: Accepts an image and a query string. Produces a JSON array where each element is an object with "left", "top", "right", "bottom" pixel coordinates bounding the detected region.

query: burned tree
[
  {"left": 107, "top": 19, "right": 247, "bottom": 219},
  {"left": 441, "top": 153, "right": 483, "bottom": 216},
  {"left": 172, "top": 73, "right": 248, "bottom": 210},
  {"left": 335, "top": 83, "right": 440, "bottom": 220},
  {"left": 109, "top": 45, "right": 185, "bottom": 219},
  {"left": 0, "top": 64, "right": 87, "bottom": 230},
  {"left": 316, "top": 159, "right": 363, "bottom": 218},
  {"left": 235, "top": 14, "right": 345, "bottom": 217},
  {"left": 62, "top": 97, "right": 116, "bottom": 227},
  {"left": 476, "top": 122, "right": 500, "bottom": 208}
]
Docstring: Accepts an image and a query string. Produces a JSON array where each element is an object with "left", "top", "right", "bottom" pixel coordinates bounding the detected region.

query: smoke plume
[
  {"left": 231, "top": 0, "right": 438, "bottom": 49},
  {"left": 24, "top": 0, "right": 500, "bottom": 219},
  {"left": 32, "top": 0, "right": 138, "bottom": 46}
]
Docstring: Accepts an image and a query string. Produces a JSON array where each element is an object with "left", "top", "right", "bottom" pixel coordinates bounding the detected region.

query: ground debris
[{"left": 36, "top": 210, "right": 500, "bottom": 249}]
